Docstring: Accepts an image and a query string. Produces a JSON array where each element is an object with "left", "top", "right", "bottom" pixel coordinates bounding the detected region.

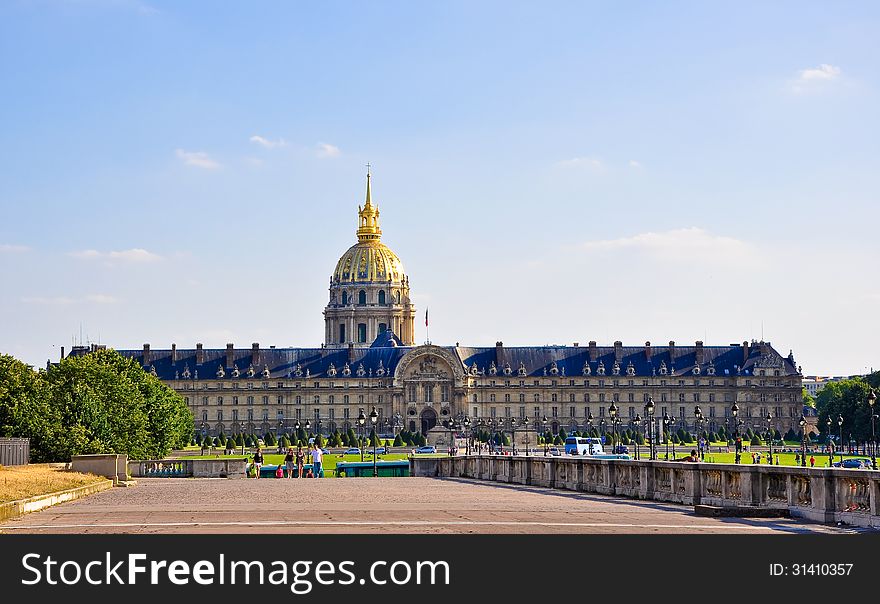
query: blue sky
[{"left": 1, "top": 1, "right": 878, "bottom": 375}]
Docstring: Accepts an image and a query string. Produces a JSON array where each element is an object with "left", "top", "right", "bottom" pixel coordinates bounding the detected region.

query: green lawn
[
  {"left": 184, "top": 452, "right": 411, "bottom": 474},
  {"left": 652, "top": 450, "right": 869, "bottom": 467}
]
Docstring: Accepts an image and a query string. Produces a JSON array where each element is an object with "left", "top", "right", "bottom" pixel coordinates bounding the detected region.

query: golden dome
[
  {"left": 333, "top": 240, "right": 406, "bottom": 283},
  {"left": 332, "top": 169, "right": 407, "bottom": 284}
]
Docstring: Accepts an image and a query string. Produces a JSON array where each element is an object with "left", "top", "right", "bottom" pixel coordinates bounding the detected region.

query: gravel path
[{"left": 0, "top": 477, "right": 848, "bottom": 534}]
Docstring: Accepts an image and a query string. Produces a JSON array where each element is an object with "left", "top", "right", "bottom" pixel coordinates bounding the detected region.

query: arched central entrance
[{"left": 420, "top": 408, "right": 437, "bottom": 435}]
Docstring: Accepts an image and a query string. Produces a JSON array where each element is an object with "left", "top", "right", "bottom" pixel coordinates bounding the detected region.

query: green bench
[{"left": 334, "top": 460, "right": 410, "bottom": 477}]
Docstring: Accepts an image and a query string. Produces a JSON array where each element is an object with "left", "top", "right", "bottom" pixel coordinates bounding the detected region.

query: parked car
[
  {"left": 612, "top": 444, "right": 629, "bottom": 454},
  {"left": 374, "top": 447, "right": 387, "bottom": 455},
  {"left": 343, "top": 447, "right": 361, "bottom": 455},
  {"left": 414, "top": 446, "right": 437, "bottom": 454},
  {"left": 832, "top": 458, "right": 872, "bottom": 469},
  {"left": 547, "top": 447, "right": 562, "bottom": 456}
]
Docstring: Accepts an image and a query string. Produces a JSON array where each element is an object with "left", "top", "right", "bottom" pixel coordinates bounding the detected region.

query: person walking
[
  {"left": 252, "top": 447, "right": 264, "bottom": 479},
  {"left": 810, "top": 455, "right": 816, "bottom": 467},
  {"left": 284, "top": 447, "right": 295, "bottom": 479},
  {"left": 295, "top": 445, "right": 306, "bottom": 479},
  {"left": 311, "top": 444, "right": 324, "bottom": 478}
]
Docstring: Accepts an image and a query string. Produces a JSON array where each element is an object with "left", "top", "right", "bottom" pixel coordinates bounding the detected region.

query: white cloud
[
  {"left": 85, "top": 294, "right": 119, "bottom": 304},
  {"left": 175, "top": 148, "right": 220, "bottom": 169},
  {"left": 790, "top": 64, "right": 841, "bottom": 93},
  {"left": 69, "top": 248, "right": 162, "bottom": 263},
  {"left": 249, "top": 135, "right": 287, "bottom": 149},
  {"left": 0, "top": 243, "right": 30, "bottom": 253},
  {"left": 316, "top": 143, "right": 341, "bottom": 158},
  {"left": 628, "top": 160, "right": 642, "bottom": 168},
  {"left": 579, "top": 227, "right": 757, "bottom": 265},
  {"left": 799, "top": 64, "right": 840, "bottom": 81},
  {"left": 558, "top": 156, "right": 605, "bottom": 171}
]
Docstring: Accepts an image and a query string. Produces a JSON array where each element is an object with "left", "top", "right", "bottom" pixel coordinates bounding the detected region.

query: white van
[{"left": 564, "top": 437, "right": 604, "bottom": 456}]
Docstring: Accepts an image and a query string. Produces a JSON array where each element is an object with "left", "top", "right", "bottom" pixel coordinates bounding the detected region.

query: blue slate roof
[{"left": 107, "top": 334, "right": 798, "bottom": 381}]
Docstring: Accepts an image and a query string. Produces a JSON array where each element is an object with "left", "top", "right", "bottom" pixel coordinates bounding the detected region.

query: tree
[
  {"left": 802, "top": 387, "right": 816, "bottom": 409},
  {"left": 315, "top": 433, "right": 325, "bottom": 449},
  {"left": 817, "top": 378, "right": 875, "bottom": 444},
  {"left": 393, "top": 433, "right": 403, "bottom": 447},
  {"left": 225, "top": 437, "right": 235, "bottom": 450}
]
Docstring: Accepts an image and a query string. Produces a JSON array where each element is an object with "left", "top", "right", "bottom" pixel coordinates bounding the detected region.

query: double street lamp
[
  {"left": 609, "top": 403, "right": 619, "bottom": 454},
  {"left": 765, "top": 412, "right": 774, "bottom": 465},
  {"left": 633, "top": 414, "right": 642, "bottom": 459},
  {"left": 662, "top": 412, "right": 670, "bottom": 460},
  {"left": 645, "top": 397, "right": 656, "bottom": 460},
  {"left": 837, "top": 414, "right": 844, "bottom": 465},
  {"left": 731, "top": 403, "right": 741, "bottom": 464}
]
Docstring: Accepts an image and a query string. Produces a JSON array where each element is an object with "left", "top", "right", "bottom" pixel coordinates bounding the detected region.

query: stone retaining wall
[
  {"left": 0, "top": 480, "right": 113, "bottom": 522},
  {"left": 411, "top": 455, "right": 880, "bottom": 528}
]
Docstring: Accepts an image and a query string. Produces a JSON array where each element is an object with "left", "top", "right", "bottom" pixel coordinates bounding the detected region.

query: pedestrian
[
  {"left": 252, "top": 447, "right": 264, "bottom": 479},
  {"left": 810, "top": 455, "right": 816, "bottom": 467},
  {"left": 795, "top": 453, "right": 800, "bottom": 465},
  {"left": 311, "top": 444, "right": 324, "bottom": 478},
  {"left": 284, "top": 447, "right": 295, "bottom": 479},
  {"left": 295, "top": 445, "right": 305, "bottom": 479}
]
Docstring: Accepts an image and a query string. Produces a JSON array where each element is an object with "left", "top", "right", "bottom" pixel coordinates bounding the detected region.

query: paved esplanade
[{"left": 0, "top": 478, "right": 849, "bottom": 534}]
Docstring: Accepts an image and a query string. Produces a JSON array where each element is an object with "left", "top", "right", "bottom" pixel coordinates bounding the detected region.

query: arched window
[
  {"left": 358, "top": 290, "right": 366, "bottom": 305},
  {"left": 378, "top": 322, "right": 387, "bottom": 334},
  {"left": 378, "top": 290, "right": 386, "bottom": 305},
  {"left": 341, "top": 291, "right": 348, "bottom": 305}
]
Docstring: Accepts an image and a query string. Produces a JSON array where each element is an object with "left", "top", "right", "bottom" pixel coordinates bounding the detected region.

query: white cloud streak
[
  {"left": 799, "top": 64, "right": 841, "bottom": 81},
  {"left": 249, "top": 135, "right": 287, "bottom": 149},
  {"left": 175, "top": 148, "right": 220, "bottom": 169},
  {"left": 579, "top": 227, "right": 757, "bottom": 265},
  {"left": 558, "top": 156, "right": 605, "bottom": 171},
  {"left": 316, "top": 143, "right": 341, "bottom": 158},
  {"left": 69, "top": 248, "right": 162, "bottom": 263}
]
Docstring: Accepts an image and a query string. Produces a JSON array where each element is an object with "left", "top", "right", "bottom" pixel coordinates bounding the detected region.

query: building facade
[{"left": 74, "top": 173, "right": 804, "bottom": 441}]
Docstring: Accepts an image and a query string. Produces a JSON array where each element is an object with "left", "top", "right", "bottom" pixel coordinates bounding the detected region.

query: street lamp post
[
  {"left": 731, "top": 403, "right": 741, "bottom": 464},
  {"left": 837, "top": 415, "right": 844, "bottom": 466},
  {"left": 766, "top": 412, "right": 774, "bottom": 465},
  {"left": 826, "top": 417, "right": 833, "bottom": 467},
  {"left": 609, "top": 403, "right": 618, "bottom": 454},
  {"left": 799, "top": 414, "right": 807, "bottom": 467},
  {"left": 646, "top": 397, "right": 655, "bottom": 460},
  {"left": 369, "top": 407, "right": 379, "bottom": 476},
  {"left": 357, "top": 409, "right": 366, "bottom": 462},
  {"left": 542, "top": 415, "right": 548, "bottom": 455},
  {"left": 662, "top": 412, "right": 670, "bottom": 460},
  {"left": 694, "top": 406, "right": 704, "bottom": 460},
  {"left": 868, "top": 389, "right": 877, "bottom": 470},
  {"left": 634, "top": 414, "right": 642, "bottom": 460}
]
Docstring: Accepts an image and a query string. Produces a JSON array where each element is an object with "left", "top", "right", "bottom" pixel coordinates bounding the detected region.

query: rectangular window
[
  {"left": 339, "top": 323, "right": 346, "bottom": 343},
  {"left": 569, "top": 406, "right": 575, "bottom": 417},
  {"left": 441, "top": 385, "right": 450, "bottom": 401},
  {"left": 474, "top": 406, "right": 479, "bottom": 417},
  {"left": 519, "top": 406, "right": 525, "bottom": 418},
  {"left": 534, "top": 406, "right": 540, "bottom": 417},
  {"left": 551, "top": 406, "right": 558, "bottom": 417},
  {"left": 599, "top": 406, "right": 605, "bottom": 417},
  {"left": 357, "top": 323, "right": 367, "bottom": 343}
]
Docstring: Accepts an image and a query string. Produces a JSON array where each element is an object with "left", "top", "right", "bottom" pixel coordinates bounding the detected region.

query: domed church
[
  {"left": 324, "top": 170, "right": 416, "bottom": 348},
  {"left": 72, "top": 171, "right": 805, "bottom": 444}
]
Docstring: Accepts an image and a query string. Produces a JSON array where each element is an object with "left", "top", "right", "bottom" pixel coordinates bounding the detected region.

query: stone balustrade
[
  {"left": 129, "top": 458, "right": 247, "bottom": 478},
  {"left": 410, "top": 455, "right": 880, "bottom": 528}
]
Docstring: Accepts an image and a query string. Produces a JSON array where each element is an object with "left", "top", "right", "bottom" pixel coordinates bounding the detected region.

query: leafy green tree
[
  {"left": 393, "top": 433, "right": 403, "bottom": 447},
  {"left": 225, "top": 437, "right": 235, "bottom": 450},
  {"left": 817, "top": 378, "right": 875, "bottom": 444}
]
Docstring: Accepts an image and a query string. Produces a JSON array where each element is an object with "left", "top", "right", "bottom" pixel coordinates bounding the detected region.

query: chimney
[
  {"left": 171, "top": 343, "right": 177, "bottom": 365},
  {"left": 495, "top": 341, "right": 504, "bottom": 366},
  {"left": 347, "top": 342, "right": 355, "bottom": 363},
  {"left": 252, "top": 342, "right": 260, "bottom": 367},
  {"left": 573, "top": 342, "right": 579, "bottom": 348},
  {"left": 644, "top": 341, "right": 652, "bottom": 360},
  {"left": 613, "top": 341, "right": 623, "bottom": 362},
  {"left": 760, "top": 341, "right": 770, "bottom": 357},
  {"left": 743, "top": 341, "right": 750, "bottom": 364},
  {"left": 196, "top": 343, "right": 204, "bottom": 365},
  {"left": 61, "top": 346, "right": 65, "bottom": 360},
  {"left": 695, "top": 341, "right": 704, "bottom": 365},
  {"left": 226, "top": 343, "right": 234, "bottom": 369},
  {"left": 668, "top": 341, "right": 676, "bottom": 363},
  {"left": 143, "top": 343, "right": 151, "bottom": 367},
  {"left": 588, "top": 341, "right": 598, "bottom": 362}
]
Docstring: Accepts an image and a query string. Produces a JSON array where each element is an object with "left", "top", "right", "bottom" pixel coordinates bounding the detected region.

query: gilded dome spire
[{"left": 357, "top": 165, "right": 381, "bottom": 242}]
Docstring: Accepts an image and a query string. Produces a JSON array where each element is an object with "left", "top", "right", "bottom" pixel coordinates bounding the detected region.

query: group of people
[
  {"left": 794, "top": 452, "right": 817, "bottom": 467},
  {"left": 249, "top": 444, "right": 324, "bottom": 478}
]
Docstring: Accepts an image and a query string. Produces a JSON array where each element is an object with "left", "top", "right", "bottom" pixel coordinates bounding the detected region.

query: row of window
[
  {"left": 469, "top": 391, "right": 796, "bottom": 404},
  {"left": 471, "top": 404, "right": 797, "bottom": 420},
  {"left": 187, "top": 394, "right": 384, "bottom": 406},
  {"left": 201, "top": 407, "right": 384, "bottom": 424}
]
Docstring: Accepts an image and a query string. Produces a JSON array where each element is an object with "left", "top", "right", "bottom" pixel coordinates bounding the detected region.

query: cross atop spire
[{"left": 356, "top": 167, "right": 381, "bottom": 242}]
